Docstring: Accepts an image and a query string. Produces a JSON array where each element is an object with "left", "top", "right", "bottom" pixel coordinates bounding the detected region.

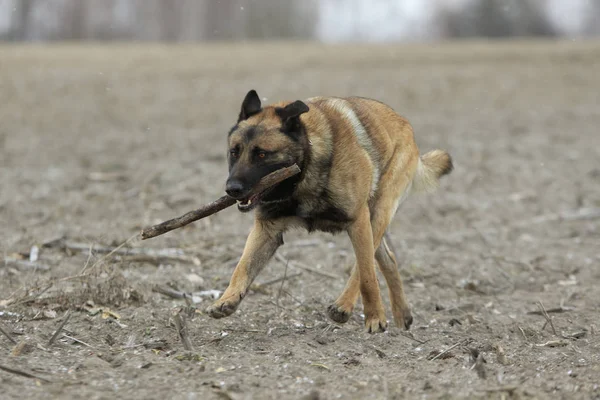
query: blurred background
[{"left": 0, "top": 0, "right": 599, "bottom": 43}]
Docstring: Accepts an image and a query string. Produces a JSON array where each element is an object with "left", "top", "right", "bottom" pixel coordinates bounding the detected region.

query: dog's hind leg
[
  {"left": 346, "top": 206, "right": 388, "bottom": 333},
  {"left": 375, "top": 233, "right": 412, "bottom": 330},
  {"left": 328, "top": 234, "right": 412, "bottom": 331},
  {"left": 206, "top": 220, "right": 283, "bottom": 319},
  {"left": 328, "top": 154, "right": 415, "bottom": 330}
]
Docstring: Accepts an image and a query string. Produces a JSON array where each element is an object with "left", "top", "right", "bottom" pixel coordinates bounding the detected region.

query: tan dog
[{"left": 207, "top": 90, "right": 452, "bottom": 333}]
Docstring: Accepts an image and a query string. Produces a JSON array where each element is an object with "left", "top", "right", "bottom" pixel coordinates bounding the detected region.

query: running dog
[{"left": 206, "top": 90, "right": 453, "bottom": 333}]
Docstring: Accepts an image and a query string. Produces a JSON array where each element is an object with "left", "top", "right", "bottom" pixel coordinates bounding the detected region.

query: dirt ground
[{"left": 1, "top": 40, "right": 599, "bottom": 400}]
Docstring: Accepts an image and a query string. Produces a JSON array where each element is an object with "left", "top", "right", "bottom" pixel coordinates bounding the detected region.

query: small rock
[
  {"left": 186, "top": 273, "right": 204, "bottom": 286},
  {"left": 343, "top": 358, "right": 361, "bottom": 367},
  {"left": 11, "top": 340, "right": 35, "bottom": 357}
]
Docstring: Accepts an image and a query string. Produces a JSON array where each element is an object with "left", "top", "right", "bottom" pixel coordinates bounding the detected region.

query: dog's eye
[
  {"left": 258, "top": 151, "right": 266, "bottom": 159},
  {"left": 230, "top": 149, "right": 239, "bottom": 158}
]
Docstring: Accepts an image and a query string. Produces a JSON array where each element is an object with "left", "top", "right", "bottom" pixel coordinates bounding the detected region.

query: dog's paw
[
  {"left": 206, "top": 299, "right": 239, "bottom": 319},
  {"left": 327, "top": 303, "right": 353, "bottom": 324},
  {"left": 392, "top": 307, "right": 413, "bottom": 330},
  {"left": 363, "top": 306, "right": 388, "bottom": 333},
  {"left": 396, "top": 309, "right": 412, "bottom": 330},
  {"left": 365, "top": 315, "right": 388, "bottom": 334}
]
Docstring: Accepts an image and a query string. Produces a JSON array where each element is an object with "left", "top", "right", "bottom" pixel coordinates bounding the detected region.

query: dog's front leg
[{"left": 207, "top": 220, "right": 283, "bottom": 319}]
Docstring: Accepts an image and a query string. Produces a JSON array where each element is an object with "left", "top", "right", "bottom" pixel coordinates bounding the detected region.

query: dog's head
[{"left": 226, "top": 90, "right": 309, "bottom": 212}]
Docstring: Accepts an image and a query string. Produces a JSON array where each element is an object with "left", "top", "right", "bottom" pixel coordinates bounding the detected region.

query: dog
[{"left": 206, "top": 90, "right": 453, "bottom": 333}]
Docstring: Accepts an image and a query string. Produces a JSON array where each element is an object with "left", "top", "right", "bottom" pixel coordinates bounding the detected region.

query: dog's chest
[{"left": 262, "top": 197, "right": 352, "bottom": 234}]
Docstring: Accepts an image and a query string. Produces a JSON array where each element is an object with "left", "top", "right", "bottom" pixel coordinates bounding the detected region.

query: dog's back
[{"left": 292, "top": 96, "right": 452, "bottom": 226}]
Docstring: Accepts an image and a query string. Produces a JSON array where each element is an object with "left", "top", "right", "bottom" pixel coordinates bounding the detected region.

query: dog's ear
[
  {"left": 276, "top": 101, "right": 309, "bottom": 138},
  {"left": 238, "top": 90, "right": 262, "bottom": 122}
]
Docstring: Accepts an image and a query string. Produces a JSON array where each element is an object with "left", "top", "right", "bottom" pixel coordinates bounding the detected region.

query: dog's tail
[{"left": 412, "top": 149, "right": 453, "bottom": 193}]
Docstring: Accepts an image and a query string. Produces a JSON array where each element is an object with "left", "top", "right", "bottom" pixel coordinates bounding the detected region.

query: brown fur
[{"left": 207, "top": 90, "right": 453, "bottom": 333}]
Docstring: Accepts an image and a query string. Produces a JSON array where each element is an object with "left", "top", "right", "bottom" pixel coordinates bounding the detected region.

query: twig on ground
[
  {"left": 117, "top": 254, "right": 199, "bottom": 265},
  {"left": 275, "top": 261, "right": 290, "bottom": 309},
  {"left": 3, "top": 258, "right": 50, "bottom": 271},
  {"left": 48, "top": 310, "right": 72, "bottom": 347},
  {"left": 517, "top": 326, "right": 528, "bottom": 341},
  {"left": 527, "top": 305, "right": 574, "bottom": 315},
  {"left": 430, "top": 338, "right": 470, "bottom": 361},
  {"left": 255, "top": 272, "right": 302, "bottom": 289},
  {"left": 153, "top": 285, "right": 187, "bottom": 299},
  {"left": 397, "top": 331, "right": 427, "bottom": 345},
  {"left": 152, "top": 285, "right": 221, "bottom": 303},
  {"left": 536, "top": 339, "right": 569, "bottom": 347},
  {"left": 77, "top": 232, "right": 140, "bottom": 276},
  {"left": 79, "top": 242, "right": 94, "bottom": 275},
  {"left": 173, "top": 310, "right": 194, "bottom": 351},
  {"left": 275, "top": 253, "right": 339, "bottom": 280},
  {"left": 537, "top": 301, "right": 557, "bottom": 336},
  {"left": 482, "top": 386, "right": 519, "bottom": 394},
  {"left": 221, "top": 328, "right": 264, "bottom": 334},
  {"left": 141, "top": 164, "right": 301, "bottom": 240},
  {"left": 0, "top": 321, "right": 17, "bottom": 344},
  {"left": 62, "top": 241, "right": 196, "bottom": 265},
  {"left": 62, "top": 334, "right": 94, "bottom": 348},
  {"left": 0, "top": 364, "right": 51, "bottom": 383}
]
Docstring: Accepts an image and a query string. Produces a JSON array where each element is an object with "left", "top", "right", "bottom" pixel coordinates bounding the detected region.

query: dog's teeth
[{"left": 247, "top": 199, "right": 252, "bottom": 205}]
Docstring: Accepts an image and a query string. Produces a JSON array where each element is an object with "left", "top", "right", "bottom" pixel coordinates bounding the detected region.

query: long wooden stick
[{"left": 141, "top": 164, "right": 301, "bottom": 240}]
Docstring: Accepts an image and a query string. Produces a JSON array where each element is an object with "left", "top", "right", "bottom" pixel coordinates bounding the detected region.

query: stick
[
  {"left": 275, "top": 253, "right": 339, "bottom": 280},
  {"left": 517, "top": 326, "right": 528, "bottom": 341},
  {"left": 79, "top": 242, "right": 94, "bottom": 275},
  {"left": 537, "top": 301, "right": 557, "bottom": 336},
  {"left": 141, "top": 164, "right": 301, "bottom": 240},
  {"left": 3, "top": 258, "right": 50, "bottom": 271},
  {"left": 527, "top": 305, "right": 574, "bottom": 315},
  {"left": 0, "top": 364, "right": 51, "bottom": 383},
  {"left": 62, "top": 334, "right": 94, "bottom": 348},
  {"left": 256, "top": 272, "right": 302, "bottom": 288},
  {"left": 173, "top": 311, "right": 193, "bottom": 351},
  {"left": 482, "top": 386, "right": 518, "bottom": 394},
  {"left": 60, "top": 242, "right": 196, "bottom": 264},
  {"left": 398, "top": 331, "right": 427, "bottom": 345},
  {"left": 80, "top": 232, "right": 140, "bottom": 275},
  {"left": 430, "top": 339, "right": 470, "bottom": 361},
  {"left": 0, "top": 322, "right": 17, "bottom": 344},
  {"left": 48, "top": 310, "right": 72, "bottom": 346},
  {"left": 153, "top": 285, "right": 187, "bottom": 299},
  {"left": 276, "top": 260, "right": 290, "bottom": 309}
]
